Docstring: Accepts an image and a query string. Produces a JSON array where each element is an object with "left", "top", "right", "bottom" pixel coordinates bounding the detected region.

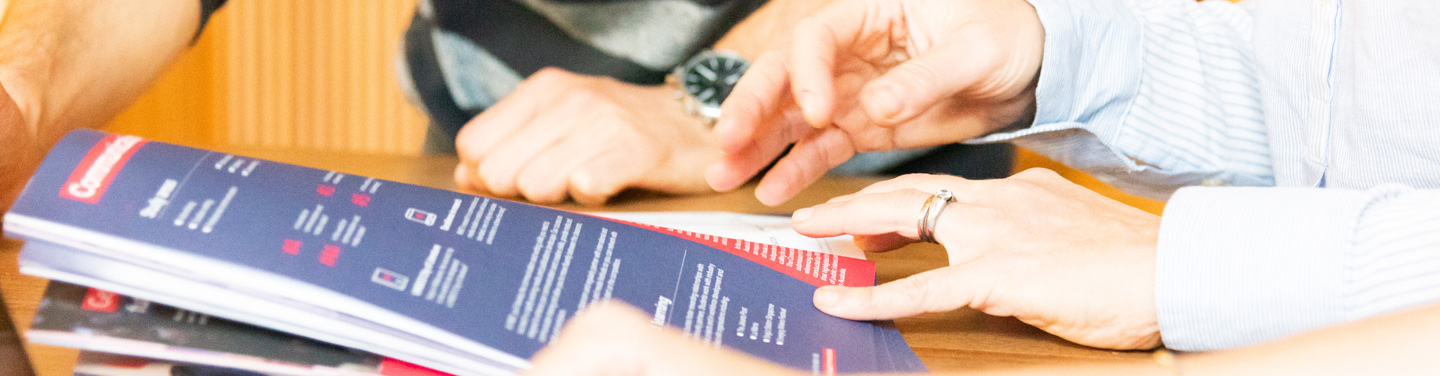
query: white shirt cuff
[{"left": 1156, "top": 186, "right": 1367, "bottom": 350}]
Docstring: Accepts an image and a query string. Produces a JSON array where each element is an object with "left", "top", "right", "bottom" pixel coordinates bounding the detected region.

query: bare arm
[
  {"left": 963, "top": 301, "right": 1440, "bottom": 376},
  {"left": 533, "top": 301, "right": 1440, "bottom": 375},
  {"left": 0, "top": 0, "right": 199, "bottom": 219}
]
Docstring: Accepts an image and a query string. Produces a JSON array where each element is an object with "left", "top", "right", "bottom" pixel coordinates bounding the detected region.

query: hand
[
  {"left": 0, "top": 83, "right": 42, "bottom": 230},
  {"left": 454, "top": 68, "right": 720, "bottom": 206},
  {"left": 792, "top": 170, "right": 1163, "bottom": 350},
  {"left": 525, "top": 303, "right": 805, "bottom": 376},
  {"left": 707, "top": 0, "right": 1044, "bottom": 205}
]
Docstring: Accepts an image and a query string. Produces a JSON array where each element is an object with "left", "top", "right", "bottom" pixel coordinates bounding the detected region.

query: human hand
[
  {"left": 791, "top": 170, "right": 1162, "bottom": 350},
  {"left": 707, "top": 0, "right": 1044, "bottom": 205},
  {"left": 525, "top": 303, "right": 806, "bottom": 376},
  {"left": 454, "top": 68, "right": 720, "bottom": 206},
  {"left": 0, "top": 83, "right": 42, "bottom": 231}
]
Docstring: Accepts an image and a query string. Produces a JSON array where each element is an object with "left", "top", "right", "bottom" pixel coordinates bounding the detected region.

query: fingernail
[
  {"left": 791, "top": 208, "right": 813, "bottom": 222},
  {"left": 814, "top": 287, "right": 840, "bottom": 308},
  {"left": 867, "top": 84, "right": 902, "bottom": 120},
  {"left": 799, "top": 91, "right": 825, "bottom": 126}
]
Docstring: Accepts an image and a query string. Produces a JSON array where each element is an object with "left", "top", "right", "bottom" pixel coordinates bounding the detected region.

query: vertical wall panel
[{"left": 219, "top": 0, "right": 427, "bottom": 155}]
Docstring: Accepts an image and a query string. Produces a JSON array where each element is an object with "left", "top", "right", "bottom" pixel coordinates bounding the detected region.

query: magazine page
[
  {"left": 30, "top": 280, "right": 450, "bottom": 376},
  {"left": 5, "top": 130, "right": 924, "bottom": 375},
  {"left": 587, "top": 211, "right": 865, "bottom": 260}
]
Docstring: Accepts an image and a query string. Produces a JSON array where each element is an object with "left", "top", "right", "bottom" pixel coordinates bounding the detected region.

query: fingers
[
  {"left": 513, "top": 136, "right": 610, "bottom": 204},
  {"left": 787, "top": 0, "right": 871, "bottom": 128},
  {"left": 709, "top": 51, "right": 811, "bottom": 193},
  {"left": 825, "top": 173, "right": 975, "bottom": 206},
  {"left": 859, "top": 40, "right": 994, "bottom": 127},
  {"left": 474, "top": 107, "right": 582, "bottom": 197},
  {"left": 753, "top": 127, "right": 855, "bottom": 206},
  {"left": 567, "top": 149, "right": 656, "bottom": 206},
  {"left": 707, "top": 108, "right": 810, "bottom": 193},
  {"left": 524, "top": 303, "right": 653, "bottom": 376},
  {"left": 716, "top": 50, "right": 792, "bottom": 154},
  {"left": 454, "top": 162, "right": 487, "bottom": 194},
  {"left": 791, "top": 187, "right": 935, "bottom": 238},
  {"left": 455, "top": 68, "right": 567, "bottom": 162},
  {"left": 814, "top": 266, "right": 984, "bottom": 321},
  {"left": 527, "top": 303, "right": 805, "bottom": 376}
]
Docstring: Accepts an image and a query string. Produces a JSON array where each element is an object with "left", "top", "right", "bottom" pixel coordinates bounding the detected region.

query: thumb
[
  {"left": 859, "top": 41, "right": 996, "bottom": 127},
  {"left": 813, "top": 266, "right": 980, "bottom": 320}
]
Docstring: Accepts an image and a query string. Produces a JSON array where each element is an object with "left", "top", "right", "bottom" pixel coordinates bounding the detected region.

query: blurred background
[
  {"left": 100, "top": 0, "right": 1164, "bottom": 214},
  {"left": 105, "top": 0, "right": 429, "bottom": 155}
]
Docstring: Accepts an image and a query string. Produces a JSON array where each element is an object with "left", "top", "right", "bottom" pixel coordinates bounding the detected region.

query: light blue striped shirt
[{"left": 983, "top": 0, "right": 1440, "bottom": 351}]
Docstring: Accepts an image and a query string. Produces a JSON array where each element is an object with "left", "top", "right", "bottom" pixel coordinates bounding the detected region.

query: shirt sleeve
[
  {"left": 1157, "top": 185, "right": 1440, "bottom": 351},
  {"left": 193, "top": 0, "right": 229, "bottom": 43},
  {"left": 973, "top": 0, "right": 1273, "bottom": 200}
]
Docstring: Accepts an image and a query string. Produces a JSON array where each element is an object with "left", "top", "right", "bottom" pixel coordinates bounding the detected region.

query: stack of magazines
[{"left": 4, "top": 130, "right": 925, "bottom": 375}]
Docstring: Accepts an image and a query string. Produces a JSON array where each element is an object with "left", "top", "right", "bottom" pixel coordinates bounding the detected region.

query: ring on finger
[{"left": 916, "top": 189, "right": 955, "bottom": 243}]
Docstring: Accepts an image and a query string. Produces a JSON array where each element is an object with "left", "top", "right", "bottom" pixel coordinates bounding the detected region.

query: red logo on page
[
  {"left": 59, "top": 134, "right": 147, "bottom": 203},
  {"left": 81, "top": 288, "right": 120, "bottom": 312}
]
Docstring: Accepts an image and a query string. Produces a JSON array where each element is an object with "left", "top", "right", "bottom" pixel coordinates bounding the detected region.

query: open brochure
[
  {"left": 5, "top": 130, "right": 926, "bottom": 375},
  {"left": 32, "top": 280, "right": 441, "bottom": 376}
]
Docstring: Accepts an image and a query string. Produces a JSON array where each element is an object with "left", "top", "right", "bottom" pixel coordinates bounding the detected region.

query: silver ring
[{"left": 917, "top": 189, "right": 955, "bottom": 243}]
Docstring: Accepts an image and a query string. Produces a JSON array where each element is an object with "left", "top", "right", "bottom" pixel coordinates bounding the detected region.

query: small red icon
[
  {"left": 320, "top": 245, "right": 341, "bottom": 266},
  {"left": 283, "top": 239, "right": 301, "bottom": 255},
  {"left": 82, "top": 288, "right": 120, "bottom": 312},
  {"left": 351, "top": 193, "right": 370, "bottom": 207},
  {"left": 317, "top": 184, "right": 335, "bottom": 196},
  {"left": 405, "top": 208, "right": 437, "bottom": 226}
]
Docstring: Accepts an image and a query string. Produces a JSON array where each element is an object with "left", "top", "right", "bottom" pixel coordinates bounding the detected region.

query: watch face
[{"left": 682, "top": 55, "right": 749, "bottom": 108}]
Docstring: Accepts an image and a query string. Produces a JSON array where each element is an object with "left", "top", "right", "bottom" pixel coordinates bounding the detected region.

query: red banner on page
[
  {"left": 600, "top": 217, "right": 876, "bottom": 287},
  {"left": 59, "top": 134, "right": 147, "bottom": 204},
  {"left": 378, "top": 357, "right": 451, "bottom": 376}
]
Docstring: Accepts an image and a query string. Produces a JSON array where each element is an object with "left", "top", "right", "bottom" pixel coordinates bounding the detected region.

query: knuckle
[
  {"left": 996, "top": 178, "right": 1044, "bottom": 197},
  {"left": 895, "top": 173, "right": 935, "bottom": 185},
  {"left": 559, "top": 87, "right": 605, "bottom": 108},
  {"left": 1013, "top": 167, "right": 1060, "bottom": 180},
  {"left": 569, "top": 177, "right": 617, "bottom": 206},
  {"left": 529, "top": 67, "right": 573, "bottom": 84},
  {"left": 895, "top": 276, "right": 938, "bottom": 313},
  {"left": 894, "top": 61, "right": 943, "bottom": 91},
  {"left": 517, "top": 176, "right": 564, "bottom": 204},
  {"left": 477, "top": 164, "right": 517, "bottom": 196}
]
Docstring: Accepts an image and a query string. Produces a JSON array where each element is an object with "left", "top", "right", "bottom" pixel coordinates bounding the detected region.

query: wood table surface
[{"left": 2, "top": 149, "right": 1150, "bottom": 375}]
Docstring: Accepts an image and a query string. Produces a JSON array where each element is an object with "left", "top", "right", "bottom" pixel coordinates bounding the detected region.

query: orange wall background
[
  {"left": 101, "top": 1, "right": 1164, "bottom": 214},
  {"left": 105, "top": 0, "right": 428, "bottom": 155}
]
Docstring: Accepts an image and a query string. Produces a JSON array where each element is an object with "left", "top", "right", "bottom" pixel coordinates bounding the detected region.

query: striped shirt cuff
[
  {"left": 1159, "top": 186, "right": 1440, "bottom": 351},
  {"left": 1157, "top": 186, "right": 1361, "bottom": 350}
]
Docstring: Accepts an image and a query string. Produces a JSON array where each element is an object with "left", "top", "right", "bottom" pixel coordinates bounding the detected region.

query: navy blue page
[{"left": 7, "top": 130, "right": 921, "bottom": 373}]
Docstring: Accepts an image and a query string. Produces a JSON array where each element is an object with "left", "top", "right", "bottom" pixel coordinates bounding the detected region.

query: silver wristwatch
[{"left": 667, "top": 50, "right": 750, "bottom": 126}]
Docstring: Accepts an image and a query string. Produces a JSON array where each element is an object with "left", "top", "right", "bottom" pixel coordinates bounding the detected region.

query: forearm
[
  {"left": 940, "top": 302, "right": 1440, "bottom": 375},
  {"left": 1178, "top": 301, "right": 1440, "bottom": 375},
  {"left": 0, "top": 0, "right": 198, "bottom": 144},
  {"left": 0, "top": 0, "right": 198, "bottom": 220}
]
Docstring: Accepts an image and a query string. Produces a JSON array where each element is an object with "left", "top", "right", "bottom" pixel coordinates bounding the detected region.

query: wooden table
[{"left": 2, "top": 149, "right": 1149, "bottom": 375}]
